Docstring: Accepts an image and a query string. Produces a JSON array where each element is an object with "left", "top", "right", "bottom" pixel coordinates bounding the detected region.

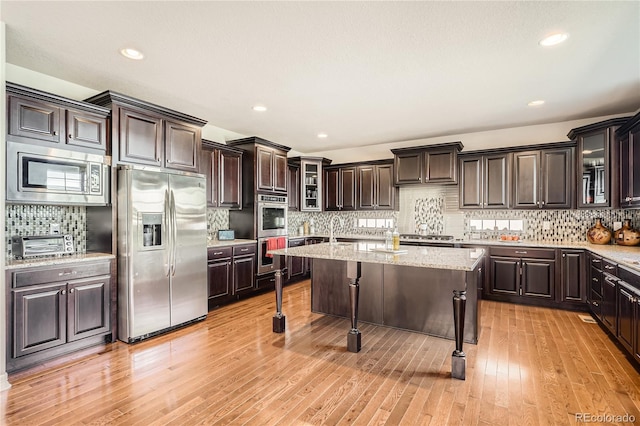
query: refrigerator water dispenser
[{"left": 141, "top": 213, "right": 163, "bottom": 247}]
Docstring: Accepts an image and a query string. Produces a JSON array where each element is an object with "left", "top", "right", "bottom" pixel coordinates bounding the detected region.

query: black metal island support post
[{"left": 268, "top": 242, "right": 483, "bottom": 380}]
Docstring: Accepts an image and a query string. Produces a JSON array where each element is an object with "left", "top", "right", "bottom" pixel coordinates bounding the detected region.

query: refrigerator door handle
[
  {"left": 170, "top": 189, "right": 177, "bottom": 277},
  {"left": 164, "top": 189, "right": 171, "bottom": 277}
]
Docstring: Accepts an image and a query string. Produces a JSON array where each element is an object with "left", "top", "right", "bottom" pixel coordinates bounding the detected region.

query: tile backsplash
[
  {"left": 289, "top": 185, "right": 640, "bottom": 243},
  {"left": 6, "top": 193, "right": 640, "bottom": 259},
  {"left": 207, "top": 208, "right": 230, "bottom": 240},
  {"left": 5, "top": 204, "right": 86, "bottom": 258}
]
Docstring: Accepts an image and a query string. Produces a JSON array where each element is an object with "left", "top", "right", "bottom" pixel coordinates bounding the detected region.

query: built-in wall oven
[
  {"left": 256, "top": 194, "right": 288, "bottom": 275},
  {"left": 6, "top": 141, "right": 109, "bottom": 205}
]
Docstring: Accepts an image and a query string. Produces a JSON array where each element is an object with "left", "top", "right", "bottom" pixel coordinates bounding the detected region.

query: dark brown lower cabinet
[
  {"left": 207, "top": 247, "right": 233, "bottom": 307},
  {"left": 287, "top": 238, "right": 306, "bottom": 281},
  {"left": 617, "top": 282, "right": 636, "bottom": 354},
  {"left": 560, "top": 250, "right": 586, "bottom": 303},
  {"left": 207, "top": 243, "right": 256, "bottom": 309},
  {"left": 7, "top": 260, "right": 112, "bottom": 373},
  {"left": 488, "top": 247, "right": 555, "bottom": 301},
  {"left": 233, "top": 254, "right": 256, "bottom": 295},
  {"left": 601, "top": 273, "right": 617, "bottom": 334}
]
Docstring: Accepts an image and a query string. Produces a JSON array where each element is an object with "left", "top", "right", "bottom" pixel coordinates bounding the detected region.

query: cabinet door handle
[
  {"left": 592, "top": 301, "right": 599, "bottom": 307},
  {"left": 515, "top": 251, "right": 528, "bottom": 254},
  {"left": 592, "top": 259, "right": 601, "bottom": 263},
  {"left": 562, "top": 253, "right": 566, "bottom": 258},
  {"left": 592, "top": 277, "right": 599, "bottom": 282},
  {"left": 61, "top": 289, "right": 66, "bottom": 295},
  {"left": 53, "top": 131, "right": 57, "bottom": 136},
  {"left": 625, "top": 197, "right": 632, "bottom": 202},
  {"left": 69, "top": 288, "right": 75, "bottom": 293},
  {"left": 213, "top": 251, "right": 223, "bottom": 255},
  {"left": 604, "top": 265, "right": 614, "bottom": 270},
  {"left": 68, "top": 134, "right": 73, "bottom": 139},
  {"left": 541, "top": 201, "right": 545, "bottom": 206}
]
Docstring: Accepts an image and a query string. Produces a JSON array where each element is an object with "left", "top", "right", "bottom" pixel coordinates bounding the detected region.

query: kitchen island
[{"left": 267, "top": 242, "right": 485, "bottom": 380}]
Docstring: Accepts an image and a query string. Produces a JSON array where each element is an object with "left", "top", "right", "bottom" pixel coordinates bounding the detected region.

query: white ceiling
[{"left": 2, "top": 1, "right": 639, "bottom": 154}]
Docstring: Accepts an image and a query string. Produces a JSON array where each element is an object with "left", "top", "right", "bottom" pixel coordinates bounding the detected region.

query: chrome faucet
[{"left": 329, "top": 215, "right": 343, "bottom": 244}]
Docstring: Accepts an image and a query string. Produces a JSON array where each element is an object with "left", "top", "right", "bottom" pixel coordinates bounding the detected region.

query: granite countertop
[
  {"left": 268, "top": 242, "right": 485, "bottom": 271},
  {"left": 207, "top": 238, "right": 257, "bottom": 248},
  {"left": 464, "top": 239, "right": 640, "bottom": 273},
  {"left": 5, "top": 252, "right": 115, "bottom": 270},
  {"left": 286, "top": 234, "right": 640, "bottom": 274}
]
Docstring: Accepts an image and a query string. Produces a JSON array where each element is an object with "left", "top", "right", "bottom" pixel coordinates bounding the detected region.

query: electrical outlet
[
  {"left": 542, "top": 221, "right": 551, "bottom": 230},
  {"left": 613, "top": 221, "right": 623, "bottom": 231},
  {"left": 50, "top": 223, "right": 60, "bottom": 234}
]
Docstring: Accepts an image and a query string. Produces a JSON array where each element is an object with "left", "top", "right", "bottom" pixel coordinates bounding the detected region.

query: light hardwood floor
[{"left": 2, "top": 279, "right": 640, "bottom": 425}]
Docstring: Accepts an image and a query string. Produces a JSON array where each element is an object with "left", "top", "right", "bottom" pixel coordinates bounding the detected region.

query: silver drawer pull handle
[
  {"left": 515, "top": 251, "right": 527, "bottom": 254},
  {"left": 213, "top": 251, "right": 223, "bottom": 255},
  {"left": 605, "top": 265, "right": 614, "bottom": 270},
  {"left": 592, "top": 259, "right": 601, "bottom": 263},
  {"left": 592, "top": 278, "right": 598, "bottom": 282},
  {"left": 58, "top": 271, "right": 77, "bottom": 276},
  {"left": 240, "top": 248, "right": 249, "bottom": 252}
]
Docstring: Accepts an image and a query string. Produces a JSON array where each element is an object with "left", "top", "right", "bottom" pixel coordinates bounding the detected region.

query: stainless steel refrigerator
[{"left": 117, "top": 166, "right": 207, "bottom": 343}]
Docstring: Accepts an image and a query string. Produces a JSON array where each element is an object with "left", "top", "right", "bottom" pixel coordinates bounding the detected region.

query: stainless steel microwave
[{"left": 7, "top": 141, "right": 110, "bottom": 205}]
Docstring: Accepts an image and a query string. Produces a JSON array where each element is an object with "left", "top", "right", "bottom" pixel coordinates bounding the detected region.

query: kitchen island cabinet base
[{"left": 270, "top": 250, "right": 480, "bottom": 380}]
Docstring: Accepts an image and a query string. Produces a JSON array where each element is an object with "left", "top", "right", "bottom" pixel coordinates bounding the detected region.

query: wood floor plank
[{"left": 2, "top": 280, "right": 640, "bottom": 426}]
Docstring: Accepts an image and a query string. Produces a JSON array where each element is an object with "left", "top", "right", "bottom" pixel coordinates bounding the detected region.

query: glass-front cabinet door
[
  {"left": 568, "top": 118, "right": 630, "bottom": 209},
  {"left": 579, "top": 130, "right": 609, "bottom": 207},
  {"left": 301, "top": 159, "right": 322, "bottom": 211}
]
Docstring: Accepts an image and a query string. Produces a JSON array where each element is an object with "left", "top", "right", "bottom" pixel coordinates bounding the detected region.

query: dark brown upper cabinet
[
  {"left": 513, "top": 147, "right": 574, "bottom": 209},
  {"left": 7, "top": 82, "right": 109, "bottom": 154},
  {"left": 567, "top": 117, "right": 629, "bottom": 209},
  {"left": 226, "top": 137, "right": 291, "bottom": 199},
  {"left": 256, "top": 145, "right": 288, "bottom": 194},
  {"left": 200, "top": 140, "right": 242, "bottom": 209},
  {"left": 85, "top": 90, "right": 206, "bottom": 171},
  {"left": 165, "top": 120, "right": 201, "bottom": 172},
  {"left": 459, "top": 153, "right": 511, "bottom": 209},
  {"left": 357, "top": 161, "right": 396, "bottom": 210},
  {"left": 324, "top": 166, "right": 357, "bottom": 211},
  {"left": 616, "top": 112, "right": 640, "bottom": 208},
  {"left": 391, "top": 142, "right": 463, "bottom": 185},
  {"left": 287, "top": 163, "right": 300, "bottom": 211},
  {"left": 118, "top": 107, "right": 163, "bottom": 167}
]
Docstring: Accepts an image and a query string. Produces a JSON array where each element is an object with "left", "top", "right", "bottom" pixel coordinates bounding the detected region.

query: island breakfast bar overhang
[{"left": 268, "top": 242, "right": 485, "bottom": 380}]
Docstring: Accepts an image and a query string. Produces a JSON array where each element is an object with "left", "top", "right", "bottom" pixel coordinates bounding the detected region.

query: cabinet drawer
[
  {"left": 490, "top": 246, "right": 555, "bottom": 259},
  {"left": 590, "top": 267, "right": 603, "bottom": 296},
  {"left": 208, "top": 246, "right": 232, "bottom": 260},
  {"left": 590, "top": 254, "right": 603, "bottom": 270},
  {"left": 288, "top": 238, "right": 306, "bottom": 248},
  {"left": 233, "top": 244, "right": 256, "bottom": 256},
  {"left": 602, "top": 259, "right": 617, "bottom": 274},
  {"left": 12, "top": 261, "right": 111, "bottom": 288},
  {"left": 589, "top": 289, "right": 602, "bottom": 316}
]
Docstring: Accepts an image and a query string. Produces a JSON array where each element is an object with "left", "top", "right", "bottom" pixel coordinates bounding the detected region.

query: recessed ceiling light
[
  {"left": 539, "top": 33, "right": 569, "bottom": 47},
  {"left": 317, "top": 133, "right": 328, "bottom": 139},
  {"left": 252, "top": 105, "right": 267, "bottom": 112},
  {"left": 528, "top": 100, "right": 545, "bottom": 107},
  {"left": 120, "top": 48, "right": 144, "bottom": 60}
]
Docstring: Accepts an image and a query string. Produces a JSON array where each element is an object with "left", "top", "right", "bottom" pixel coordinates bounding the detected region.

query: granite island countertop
[{"left": 268, "top": 242, "right": 484, "bottom": 271}]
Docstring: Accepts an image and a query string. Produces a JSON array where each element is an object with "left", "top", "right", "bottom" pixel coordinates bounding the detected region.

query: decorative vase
[
  {"left": 614, "top": 219, "right": 640, "bottom": 246},
  {"left": 587, "top": 218, "right": 612, "bottom": 245}
]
